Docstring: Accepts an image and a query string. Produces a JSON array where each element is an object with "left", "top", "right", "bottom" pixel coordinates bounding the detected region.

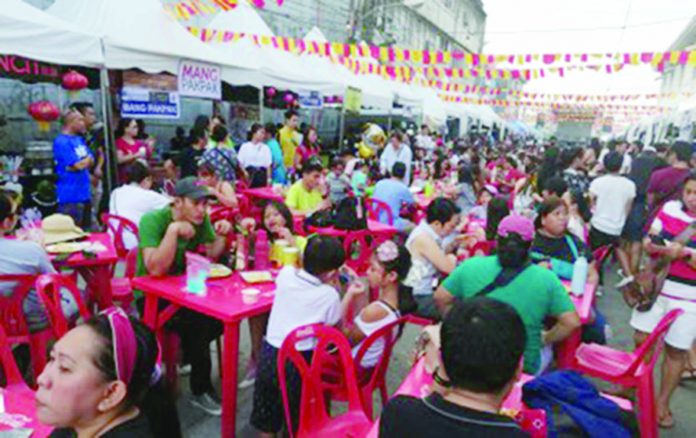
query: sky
[{"left": 482, "top": 0, "right": 696, "bottom": 96}]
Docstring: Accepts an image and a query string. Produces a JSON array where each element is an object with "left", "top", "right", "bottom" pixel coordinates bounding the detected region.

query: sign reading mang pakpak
[
  {"left": 178, "top": 60, "right": 221, "bottom": 99},
  {"left": 120, "top": 87, "right": 180, "bottom": 119}
]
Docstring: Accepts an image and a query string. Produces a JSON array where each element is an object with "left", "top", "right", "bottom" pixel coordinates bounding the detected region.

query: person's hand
[
  {"left": 214, "top": 220, "right": 232, "bottom": 236},
  {"left": 663, "top": 241, "right": 685, "bottom": 259},
  {"left": 277, "top": 227, "right": 293, "bottom": 241},
  {"left": 170, "top": 221, "right": 195, "bottom": 240},
  {"left": 347, "top": 281, "right": 367, "bottom": 297}
]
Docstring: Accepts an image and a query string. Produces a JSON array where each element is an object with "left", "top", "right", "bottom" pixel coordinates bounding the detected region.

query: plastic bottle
[
  {"left": 570, "top": 256, "right": 588, "bottom": 296},
  {"left": 254, "top": 230, "right": 270, "bottom": 270}
]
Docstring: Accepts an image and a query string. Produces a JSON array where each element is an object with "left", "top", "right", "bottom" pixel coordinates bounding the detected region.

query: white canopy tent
[
  {"left": 47, "top": 0, "right": 258, "bottom": 76},
  {"left": 0, "top": 0, "right": 102, "bottom": 67}
]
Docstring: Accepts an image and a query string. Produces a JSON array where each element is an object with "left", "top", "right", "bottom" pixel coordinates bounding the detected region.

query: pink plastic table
[
  {"left": 307, "top": 220, "right": 397, "bottom": 239},
  {"left": 0, "top": 387, "right": 53, "bottom": 437},
  {"left": 132, "top": 271, "right": 276, "bottom": 438},
  {"left": 239, "top": 187, "right": 284, "bottom": 203},
  {"left": 555, "top": 280, "right": 597, "bottom": 369},
  {"left": 364, "top": 357, "right": 542, "bottom": 437},
  {"left": 51, "top": 233, "right": 119, "bottom": 309}
]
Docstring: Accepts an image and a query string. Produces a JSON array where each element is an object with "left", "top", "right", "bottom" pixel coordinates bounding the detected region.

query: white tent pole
[
  {"left": 258, "top": 87, "right": 264, "bottom": 123},
  {"left": 338, "top": 106, "right": 346, "bottom": 148},
  {"left": 99, "top": 66, "right": 114, "bottom": 196}
]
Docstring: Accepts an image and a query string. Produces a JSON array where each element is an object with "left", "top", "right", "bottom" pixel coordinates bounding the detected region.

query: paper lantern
[
  {"left": 265, "top": 87, "right": 277, "bottom": 98},
  {"left": 61, "top": 70, "right": 89, "bottom": 96},
  {"left": 28, "top": 101, "right": 60, "bottom": 132}
]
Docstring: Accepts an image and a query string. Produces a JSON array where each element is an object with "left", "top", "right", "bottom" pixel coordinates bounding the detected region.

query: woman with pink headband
[{"left": 36, "top": 308, "right": 180, "bottom": 437}]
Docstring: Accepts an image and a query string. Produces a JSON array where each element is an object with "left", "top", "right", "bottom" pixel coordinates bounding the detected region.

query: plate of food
[
  {"left": 46, "top": 242, "right": 88, "bottom": 254},
  {"left": 209, "top": 264, "right": 233, "bottom": 279},
  {"left": 240, "top": 270, "right": 274, "bottom": 284}
]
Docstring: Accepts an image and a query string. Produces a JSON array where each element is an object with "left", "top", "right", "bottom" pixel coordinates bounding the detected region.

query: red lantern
[
  {"left": 62, "top": 70, "right": 88, "bottom": 96},
  {"left": 28, "top": 101, "right": 60, "bottom": 132}
]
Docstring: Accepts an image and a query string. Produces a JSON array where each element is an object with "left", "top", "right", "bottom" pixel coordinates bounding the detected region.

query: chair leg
[
  {"left": 636, "top": 375, "right": 658, "bottom": 438},
  {"left": 379, "top": 382, "right": 389, "bottom": 406},
  {"left": 216, "top": 337, "right": 223, "bottom": 379}
]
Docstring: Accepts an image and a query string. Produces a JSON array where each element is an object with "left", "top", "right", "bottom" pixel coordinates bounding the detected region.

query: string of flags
[{"left": 164, "top": 0, "right": 284, "bottom": 20}]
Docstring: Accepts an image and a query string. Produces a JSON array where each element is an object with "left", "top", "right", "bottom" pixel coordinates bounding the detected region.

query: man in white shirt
[
  {"left": 380, "top": 130, "right": 413, "bottom": 185},
  {"left": 589, "top": 151, "right": 636, "bottom": 285},
  {"left": 108, "top": 161, "right": 170, "bottom": 250},
  {"left": 238, "top": 125, "right": 273, "bottom": 187},
  {"left": 597, "top": 141, "right": 632, "bottom": 175},
  {"left": 415, "top": 124, "right": 435, "bottom": 152}
]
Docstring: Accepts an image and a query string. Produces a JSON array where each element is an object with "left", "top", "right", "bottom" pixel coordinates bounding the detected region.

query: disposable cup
[
  {"left": 281, "top": 247, "right": 300, "bottom": 267},
  {"left": 185, "top": 252, "right": 211, "bottom": 295},
  {"left": 242, "top": 288, "right": 260, "bottom": 304},
  {"left": 270, "top": 239, "right": 289, "bottom": 263}
]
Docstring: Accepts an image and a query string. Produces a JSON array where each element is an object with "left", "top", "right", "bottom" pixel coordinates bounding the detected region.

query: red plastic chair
[
  {"left": 35, "top": 274, "right": 92, "bottom": 338},
  {"left": 365, "top": 198, "right": 394, "bottom": 226},
  {"left": 0, "top": 274, "right": 54, "bottom": 383},
  {"left": 101, "top": 213, "right": 139, "bottom": 259},
  {"left": 324, "top": 317, "right": 406, "bottom": 419},
  {"left": 343, "top": 231, "right": 390, "bottom": 276},
  {"left": 0, "top": 321, "right": 33, "bottom": 394},
  {"left": 278, "top": 324, "right": 372, "bottom": 438},
  {"left": 573, "top": 308, "right": 683, "bottom": 438},
  {"left": 109, "top": 248, "right": 139, "bottom": 310}
]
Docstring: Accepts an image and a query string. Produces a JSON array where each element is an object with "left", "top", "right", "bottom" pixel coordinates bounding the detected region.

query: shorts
[
  {"left": 630, "top": 294, "right": 696, "bottom": 350},
  {"left": 621, "top": 200, "right": 647, "bottom": 242},
  {"left": 589, "top": 226, "right": 620, "bottom": 251},
  {"left": 413, "top": 295, "right": 441, "bottom": 321},
  {"left": 250, "top": 340, "right": 312, "bottom": 434}
]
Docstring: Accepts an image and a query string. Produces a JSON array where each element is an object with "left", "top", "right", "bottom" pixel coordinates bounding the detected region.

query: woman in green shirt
[{"left": 434, "top": 214, "right": 580, "bottom": 374}]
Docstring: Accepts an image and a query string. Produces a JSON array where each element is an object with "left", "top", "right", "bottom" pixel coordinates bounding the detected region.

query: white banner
[{"left": 178, "top": 60, "right": 221, "bottom": 99}]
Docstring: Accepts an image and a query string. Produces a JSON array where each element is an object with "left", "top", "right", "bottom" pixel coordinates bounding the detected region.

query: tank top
[
  {"left": 352, "top": 300, "right": 400, "bottom": 368},
  {"left": 405, "top": 221, "right": 442, "bottom": 296}
]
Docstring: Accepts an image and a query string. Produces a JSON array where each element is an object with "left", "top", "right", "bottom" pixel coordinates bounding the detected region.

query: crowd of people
[{"left": 1, "top": 102, "right": 696, "bottom": 436}]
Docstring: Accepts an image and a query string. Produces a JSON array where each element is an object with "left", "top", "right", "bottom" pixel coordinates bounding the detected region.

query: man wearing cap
[
  {"left": 135, "top": 176, "right": 232, "bottom": 416},
  {"left": 53, "top": 110, "right": 94, "bottom": 229},
  {"left": 434, "top": 214, "right": 580, "bottom": 375}
]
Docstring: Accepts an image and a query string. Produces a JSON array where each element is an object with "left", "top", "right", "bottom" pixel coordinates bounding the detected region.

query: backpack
[
  {"left": 303, "top": 209, "right": 334, "bottom": 230},
  {"left": 333, "top": 196, "right": 368, "bottom": 231},
  {"left": 522, "top": 371, "right": 637, "bottom": 438}
]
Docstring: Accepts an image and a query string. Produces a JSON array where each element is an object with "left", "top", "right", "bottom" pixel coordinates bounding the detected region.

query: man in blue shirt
[
  {"left": 371, "top": 162, "right": 415, "bottom": 232},
  {"left": 53, "top": 110, "right": 94, "bottom": 229}
]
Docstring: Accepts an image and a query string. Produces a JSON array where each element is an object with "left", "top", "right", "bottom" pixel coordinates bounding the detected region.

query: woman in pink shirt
[
  {"left": 115, "top": 118, "right": 154, "bottom": 183},
  {"left": 296, "top": 125, "right": 320, "bottom": 169}
]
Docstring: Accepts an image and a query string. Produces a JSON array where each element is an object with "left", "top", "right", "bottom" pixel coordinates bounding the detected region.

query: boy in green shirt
[
  {"left": 284, "top": 158, "right": 330, "bottom": 216},
  {"left": 434, "top": 214, "right": 580, "bottom": 374}
]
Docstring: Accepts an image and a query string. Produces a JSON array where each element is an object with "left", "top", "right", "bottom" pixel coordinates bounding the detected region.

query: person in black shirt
[
  {"left": 37, "top": 310, "right": 181, "bottom": 438},
  {"left": 177, "top": 128, "right": 207, "bottom": 178},
  {"left": 379, "top": 298, "right": 529, "bottom": 438}
]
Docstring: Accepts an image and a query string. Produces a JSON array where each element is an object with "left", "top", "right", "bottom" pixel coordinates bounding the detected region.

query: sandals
[{"left": 658, "top": 410, "right": 675, "bottom": 429}]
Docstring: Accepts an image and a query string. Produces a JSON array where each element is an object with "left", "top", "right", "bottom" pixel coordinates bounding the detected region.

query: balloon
[
  {"left": 357, "top": 123, "right": 386, "bottom": 158},
  {"left": 283, "top": 93, "right": 294, "bottom": 103},
  {"left": 266, "top": 87, "right": 277, "bottom": 98}
]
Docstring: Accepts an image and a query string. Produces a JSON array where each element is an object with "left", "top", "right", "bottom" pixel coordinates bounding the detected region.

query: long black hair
[
  {"left": 485, "top": 197, "right": 510, "bottom": 241},
  {"left": 86, "top": 315, "right": 181, "bottom": 438},
  {"left": 377, "top": 242, "right": 417, "bottom": 315},
  {"left": 260, "top": 200, "right": 294, "bottom": 240}
]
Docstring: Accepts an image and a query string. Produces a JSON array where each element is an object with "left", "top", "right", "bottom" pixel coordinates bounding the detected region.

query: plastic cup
[
  {"left": 242, "top": 288, "right": 260, "bottom": 304},
  {"left": 185, "top": 252, "right": 211, "bottom": 295},
  {"left": 281, "top": 247, "right": 300, "bottom": 267},
  {"left": 271, "top": 239, "right": 289, "bottom": 264}
]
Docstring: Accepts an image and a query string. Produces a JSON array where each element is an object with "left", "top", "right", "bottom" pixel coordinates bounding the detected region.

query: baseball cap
[
  {"left": 174, "top": 177, "right": 214, "bottom": 200},
  {"left": 497, "top": 214, "right": 535, "bottom": 242}
]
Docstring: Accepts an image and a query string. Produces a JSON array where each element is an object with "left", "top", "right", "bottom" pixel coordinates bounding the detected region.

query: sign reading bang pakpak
[
  {"left": 120, "top": 87, "right": 180, "bottom": 119},
  {"left": 178, "top": 60, "right": 222, "bottom": 99}
]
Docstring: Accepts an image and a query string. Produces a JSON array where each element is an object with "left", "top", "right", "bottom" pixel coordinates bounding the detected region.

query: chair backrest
[
  {"left": 209, "top": 206, "right": 235, "bottom": 224},
  {"left": 353, "top": 317, "right": 406, "bottom": 394},
  {"left": 366, "top": 198, "right": 394, "bottom": 226},
  {"left": 35, "top": 274, "right": 91, "bottom": 338},
  {"left": 343, "top": 231, "right": 371, "bottom": 273},
  {"left": 592, "top": 245, "right": 612, "bottom": 269},
  {"left": 0, "top": 274, "right": 36, "bottom": 337},
  {"left": 124, "top": 247, "right": 139, "bottom": 279},
  {"left": 278, "top": 324, "right": 367, "bottom": 438},
  {"left": 101, "top": 213, "right": 139, "bottom": 259},
  {"left": 0, "top": 320, "right": 26, "bottom": 387},
  {"left": 628, "top": 308, "right": 683, "bottom": 377}
]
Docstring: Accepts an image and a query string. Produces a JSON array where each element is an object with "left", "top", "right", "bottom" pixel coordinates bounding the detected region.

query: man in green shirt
[
  {"left": 434, "top": 214, "right": 580, "bottom": 374},
  {"left": 136, "top": 177, "right": 232, "bottom": 416},
  {"left": 284, "top": 158, "right": 330, "bottom": 216}
]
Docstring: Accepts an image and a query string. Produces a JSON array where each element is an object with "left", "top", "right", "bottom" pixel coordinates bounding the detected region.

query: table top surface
[
  {"left": 562, "top": 280, "right": 595, "bottom": 323},
  {"left": 0, "top": 387, "right": 52, "bottom": 437},
  {"left": 132, "top": 271, "right": 276, "bottom": 323},
  {"left": 50, "top": 233, "right": 118, "bottom": 268}
]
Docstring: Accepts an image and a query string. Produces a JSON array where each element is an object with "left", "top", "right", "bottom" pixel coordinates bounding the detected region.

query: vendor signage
[
  {"left": 298, "top": 91, "right": 323, "bottom": 109},
  {"left": 121, "top": 87, "right": 180, "bottom": 119},
  {"left": 344, "top": 86, "right": 362, "bottom": 113},
  {"left": 178, "top": 60, "right": 221, "bottom": 99},
  {"left": 0, "top": 55, "right": 60, "bottom": 81}
]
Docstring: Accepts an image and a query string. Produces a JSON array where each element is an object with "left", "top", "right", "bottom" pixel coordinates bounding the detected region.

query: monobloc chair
[
  {"left": 101, "top": 213, "right": 139, "bottom": 259},
  {"left": 365, "top": 198, "right": 394, "bottom": 226},
  {"left": 573, "top": 308, "right": 683, "bottom": 438},
  {"left": 278, "top": 324, "right": 372, "bottom": 438}
]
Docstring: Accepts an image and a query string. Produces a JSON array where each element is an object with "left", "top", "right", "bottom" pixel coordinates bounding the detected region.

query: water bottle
[
  {"left": 570, "top": 256, "right": 588, "bottom": 296},
  {"left": 254, "top": 230, "right": 270, "bottom": 270}
]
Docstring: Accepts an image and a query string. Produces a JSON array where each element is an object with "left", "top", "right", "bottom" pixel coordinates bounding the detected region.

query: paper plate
[
  {"left": 240, "top": 271, "right": 274, "bottom": 284},
  {"left": 209, "top": 264, "right": 233, "bottom": 279},
  {"left": 46, "top": 242, "right": 88, "bottom": 254}
]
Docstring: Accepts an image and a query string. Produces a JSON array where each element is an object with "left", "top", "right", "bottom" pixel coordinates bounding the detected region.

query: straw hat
[{"left": 42, "top": 214, "right": 86, "bottom": 245}]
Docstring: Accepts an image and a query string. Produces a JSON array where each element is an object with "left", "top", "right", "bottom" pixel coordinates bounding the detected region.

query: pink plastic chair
[
  {"left": 278, "top": 324, "right": 372, "bottom": 438},
  {"left": 324, "top": 318, "right": 406, "bottom": 419},
  {"left": 101, "top": 213, "right": 139, "bottom": 259},
  {"left": 109, "top": 248, "right": 139, "bottom": 310},
  {"left": 0, "top": 321, "right": 33, "bottom": 394},
  {"left": 366, "top": 198, "right": 394, "bottom": 226},
  {"left": 35, "top": 274, "right": 92, "bottom": 338},
  {"left": 343, "top": 231, "right": 391, "bottom": 276},
  {"left": 573, "top": 308, "right": 683, "bottom": 438}
]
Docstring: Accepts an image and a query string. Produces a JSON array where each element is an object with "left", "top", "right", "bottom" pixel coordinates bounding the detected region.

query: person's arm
[
  {"left": 543, "top": 311, "right": 581, "bottom": 344},
  {"left": 343, "top": 302, "right": 388, "bottom": 346},
  {"left": 587, "top": 261, "right": 599, "bottom": 290},
  {"left": 434, "top": 283, "right": 457, "bottom": 316},
  {"left": 215, "top": 182, "right": 238, "bottom": 209},
  {"left": 205, "top": 219, "right": 232, "bottom": 261},
  {"left": 69, "top": 155, "right": 94, "bottom": 171},
  {"left": 340, "top": 283, "right": 367, "bottom": 331},
  {"left": 142, "top": 222, "right": 190, "bottom": 277},
  {"left": 414, "top": 234, "right": 457, "bottom": 274}
]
